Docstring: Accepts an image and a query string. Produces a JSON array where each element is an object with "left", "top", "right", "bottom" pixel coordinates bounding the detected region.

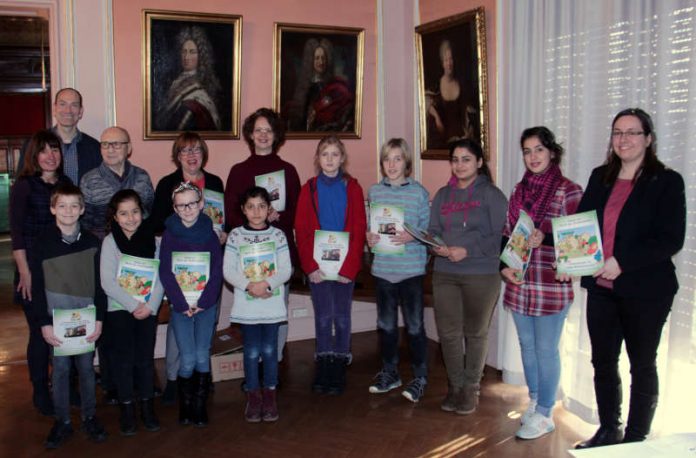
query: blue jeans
[
  {"left": 375, "top": 275, "right": 427, "bottom": 377},
  {"left": 241, "top": 323, "right": 280, "bottom": 390},
  {"left": 512, "top": 305, "right": 570, "bottom": 417},
  {"left": 170, "top": 305, "right": 218, "bottom": 377},
  {"left": 309, "top": 280, "right": 354, "bottom": 357},
  {"left": 53, "top": 351, "right": 96, "bottom": 422}
]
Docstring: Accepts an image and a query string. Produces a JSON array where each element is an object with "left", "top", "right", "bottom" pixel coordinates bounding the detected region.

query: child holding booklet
[
  {"left": 295, "top": 135, "right": 366, "bottom": 395},
  {"left": 159, "top": 182, "right": 222, "bottom": 427},
  {"left": 100, "top": 190, "right": 165, "bottom": 435},
  {"left": 365, "top": 138, "right": 430, "bottom": 402},
  {"left": 31, "top": 183, "right": 107, "bottom": 448},
  {"left": 224, "top": 186, "right": 291, "bottom": 422}
]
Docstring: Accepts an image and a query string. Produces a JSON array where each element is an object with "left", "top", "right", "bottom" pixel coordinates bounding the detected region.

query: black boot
[
  {"left": 139, "top": 398, "right": 160, "bottom": 432},
  {"left": 311, "top": 355, "right": 329, "bottom": 394},
  {"left": 177, "top": 375, "right": 193, "bottom": 425},
  {"left": 327, "top": 355, "right": 347, "bottom": 396},
  {"left": 576, "top": 381, "right": 623, "bottom": 449},
  {"left": 119, "top": 401, "right": 137, "bottom": 436},
  {"left": 192, "top": 371, "right": 211, "bottom": 427},
  {"left": 32, "top": 379, "right": 54, "bottom": 416},
  {"left": 161, "top": 379, "right": 177, "bottom": 406},
  {"left": 622, "top": 393, "right": 658, "bottom": 443}
]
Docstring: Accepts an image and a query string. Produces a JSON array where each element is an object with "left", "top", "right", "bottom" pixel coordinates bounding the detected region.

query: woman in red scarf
[{"left": 501, "top": 126, "right": 583, "bottom": 440}]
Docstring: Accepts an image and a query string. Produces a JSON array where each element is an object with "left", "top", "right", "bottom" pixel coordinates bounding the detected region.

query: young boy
[{"left": 31, "top": 183, "right": 108, "bottom": 448}]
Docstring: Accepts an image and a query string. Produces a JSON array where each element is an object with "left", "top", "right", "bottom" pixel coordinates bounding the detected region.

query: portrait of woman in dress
[{"left": 155, "top": 26, "right": 222, "bottom": 132}]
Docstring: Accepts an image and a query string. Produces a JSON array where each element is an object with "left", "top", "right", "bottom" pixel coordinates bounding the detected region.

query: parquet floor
[{"left": 0, "top": 241, "right": 594, "bottom": 457}]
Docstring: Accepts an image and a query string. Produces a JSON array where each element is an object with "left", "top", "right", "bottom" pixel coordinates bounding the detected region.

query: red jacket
[{"left": 294, "top": 175, "right": 367, "bottom": 280}]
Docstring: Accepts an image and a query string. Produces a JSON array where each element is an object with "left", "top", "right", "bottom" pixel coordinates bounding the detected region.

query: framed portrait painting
[
  {"left": 416, "top": 8, "right": 489, "bottom": 160},
  {"left": 273, "top": 23, "right": 364, "bottom": 139},
  {"left": 143, "top": 10, "right": 242, "bottom": 140}
]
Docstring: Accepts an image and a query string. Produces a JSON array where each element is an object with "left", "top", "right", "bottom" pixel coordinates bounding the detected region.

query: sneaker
[
  {"left": 516, "top": 412, "right": 555, "bottom": 440},
  {"left": 368, "top": 369, "right": 402, "bottom": 394},
  {"left": 81, "top": 416, "right": 108, "bottom": 443},
  {"left": 45, "top": 421, "right": 73, "bottom": 449},
  {"left": 401, "top": 377, "right": 427, "bottom": 403},
  {"left": 520, "top": 399, "right": 538, "bottom": 425}
]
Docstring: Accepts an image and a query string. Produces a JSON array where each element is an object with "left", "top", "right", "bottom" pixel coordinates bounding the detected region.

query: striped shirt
[
  {"left": 368, "top": 178, "right": 430, "bottom": 283},
  {"left": 502, "top": 177, "right": 583, "bottom": 316}
]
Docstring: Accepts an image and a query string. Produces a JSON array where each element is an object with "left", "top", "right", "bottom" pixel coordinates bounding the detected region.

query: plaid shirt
[{"left": 503, "top": 177, "right": 583, "bottom": 316}]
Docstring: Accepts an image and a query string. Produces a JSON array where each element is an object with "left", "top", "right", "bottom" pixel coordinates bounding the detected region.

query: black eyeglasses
[
  {"left": 173, "top": 200, "right": 200, "bottom": 212},
  {"left": 100, "top": 141, "right": 129, "bottom": 150}
]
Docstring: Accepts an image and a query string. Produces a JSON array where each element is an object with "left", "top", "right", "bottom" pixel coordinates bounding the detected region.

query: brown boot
[
  {"left": 262, "top": 388, "right": 279, "bottom": 422},
  {"left": 245, "top": 389, "right": 263, "bottom": 423},
  {"left": 441, "top": 385, "right": 462, "bottom": 412},
  {"left": 455, "top": 384, "right": 479, "bottom": 415}
]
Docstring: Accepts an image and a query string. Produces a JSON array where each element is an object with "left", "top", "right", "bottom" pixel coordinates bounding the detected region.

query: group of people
[{"left": 11, "top": 87, "right": 685, "bottom": 451}]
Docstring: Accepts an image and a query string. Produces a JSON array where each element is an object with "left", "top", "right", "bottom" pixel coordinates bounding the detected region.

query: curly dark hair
[
  {"left": 175, "top": 26, "right": 221, "bottom": 102},
  {"left": 242, "top": 108, "right": 286, "bottom": 154}
]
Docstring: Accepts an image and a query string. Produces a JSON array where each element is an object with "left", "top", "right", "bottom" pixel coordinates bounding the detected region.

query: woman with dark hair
[
  {"left": 501, "top": 126, "right": 583, "bottom": 440},
  {"left": 225, "top": 108, "right": 301, "bottom": 366},
  {"left": 575, "top": 109, "right": 685, "bottom": 448},
  {"left": 288, "top": 38, "right": 354, "bottom": 132},
  {"left": 428, "top": 138, "right": 508, "bottom": 415},
  {"left": 10, "top": 129, "right": 72, "bottom": 415},
  {"left": 156, "top": 26, "right": 222, "bottom": 131},
  {"left": 151, "top": 131, "right": 225, "bottom": 404}
]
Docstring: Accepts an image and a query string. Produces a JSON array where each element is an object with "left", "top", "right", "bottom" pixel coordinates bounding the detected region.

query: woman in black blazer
[{"left": 575, "top": 108, "right": 686, "bottom": 449}]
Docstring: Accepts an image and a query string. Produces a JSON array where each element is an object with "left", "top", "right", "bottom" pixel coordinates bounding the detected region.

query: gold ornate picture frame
[
  {"left": 143, "top": 10, "right": 242, "bottom": 140},
  {"left": 416, "top": 8, "right": 489, "bottom": 160},
  {"left": 273, "top": 22, "right": 364, "bottom": 139}
]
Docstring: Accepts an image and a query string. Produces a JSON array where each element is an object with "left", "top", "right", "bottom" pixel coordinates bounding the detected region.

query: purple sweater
[{"left": 159, "top": 214, "right": 223, "bottom": 313}]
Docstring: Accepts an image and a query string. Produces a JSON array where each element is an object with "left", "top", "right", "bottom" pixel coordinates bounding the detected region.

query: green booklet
[
  {"left": 313, "top": 230, "right": 349, "bottom": 281},
  {"left": 203, "top": 189, "right": 225, "bottom": 232},
  {"left": 53, "top": 306, "right": 96, "bottom": 356},
  {"left": 240, "top": 241, "right": 279, "bottom": 300},
  {"left": 500, "top": 210, "right": 534, "bottom": 281},
  {"left": 369, "top": 203, "right": 405, "bottom": 255},
  {"left": 255, "top": 170, "right": 286, "bottom": 212},
  {"left": 118, "top": 254, "right": 160, "bottom": 303},
  {"left": 172, "top": 251, "right": 210, "bottom": 307},
  {"left": 552, "top": 210, "right": 604, "bottom": 276}
]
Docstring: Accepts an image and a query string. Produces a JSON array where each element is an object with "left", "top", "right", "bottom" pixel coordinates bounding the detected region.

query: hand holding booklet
[
  {"left": 52, "top": 306, "right": 96, "bottom": 356},
  {"left": 551, "top": 210, "right": 604, "bottom": 276},
  {"left": 500, "top": 210, "right": 534, "bottom": 281},
  {"left": 402, "top": 222, "right": 446, "bottom": 249}
]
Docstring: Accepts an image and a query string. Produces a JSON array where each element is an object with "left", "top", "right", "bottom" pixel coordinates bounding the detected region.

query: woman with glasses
[
  {"left": 224, "top": 108, "right": 301, "bottom": 366},
  {"left": 575, "top": 109, "right": 686, "bottom": 448},
  {"left": 10, "top": 130, "right": 72, "bottom": 416},
  {"left": 428, "top": 139, "right": 508, "bottom": 416},
  {"left": 151, "top": 131, "right": 225, "bottom": 405}
]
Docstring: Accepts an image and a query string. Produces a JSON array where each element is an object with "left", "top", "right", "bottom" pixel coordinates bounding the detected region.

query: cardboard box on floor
[{"left": 210, "top": 326, "right": 244, "bottom": 382}]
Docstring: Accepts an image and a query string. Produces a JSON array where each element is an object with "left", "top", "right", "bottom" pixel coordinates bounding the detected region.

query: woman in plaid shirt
[{"left": 500, "top": 126, "right": 583, "bottom": 440}]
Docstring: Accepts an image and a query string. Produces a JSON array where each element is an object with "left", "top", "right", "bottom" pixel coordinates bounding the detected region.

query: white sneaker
[
  {"left": 521, "top": 399, "right": 537, "bottom": 425},
  {"left": 516, "top": 412, "right": 555, "bottom": 440}
]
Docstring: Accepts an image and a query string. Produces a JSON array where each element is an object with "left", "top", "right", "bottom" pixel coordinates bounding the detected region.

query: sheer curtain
[{"left": 496, "top": 0, "right": 696, "bottom": 434}]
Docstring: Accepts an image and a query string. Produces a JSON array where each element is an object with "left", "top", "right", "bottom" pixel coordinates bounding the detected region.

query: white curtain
[{"left": 496, "top": 0, "right": 696, "bottom": 434}]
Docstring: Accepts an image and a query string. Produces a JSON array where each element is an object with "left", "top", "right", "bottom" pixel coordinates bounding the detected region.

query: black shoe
[
  {"left": 45, "top": 421, "right": 73, "bottom": 449},
  {"left": 81, "top": 416, "right": 108, "bottom": 443},
  {"left": 327, "top": 356, "right": 347, "bottom": 396},
  {"left": 140, "top": 398, "right": 160, "bottom": 432},
  {"left": 178, "top": 375, "right": 193, "bottom": 425},
  {"left": 161, "top": 380, "right": 177, "bottom": 406},
  {"left": 104, "top": 389, "right": 119, "bottom": 406},
  {"left": 311, "top": 355, "right": 330, "bottom": 394},
  {"left": 119, "top": 402, "right": 137, "bottom": 436},
  {"left": 192, "top": 371, "right": 210, "bottom": 427},
  {"left": 575, "top": 426, "right": 624, "bottom": 449}
]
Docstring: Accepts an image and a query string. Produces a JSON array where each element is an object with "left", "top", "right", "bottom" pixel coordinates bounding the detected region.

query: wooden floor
[{"left": 0, "top": 241, "right": 594, "bottom": 457}]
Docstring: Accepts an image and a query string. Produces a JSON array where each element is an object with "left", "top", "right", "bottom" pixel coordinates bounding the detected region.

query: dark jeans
[
  {"left": 53, "top": 351, "right": 96, "bottom": 422},
  {"left": 22, "top": 303, "right": 51, "bottom": 389},
  {"left": 375, "top": 275, "right": 427, "bottom": 378},
  {"left": 586, "top": 288, "right": 673, "bottom": 429},
  {"left": 241, "top": 323, "right": 280, "bottom": 390},
  {"left": 309, "top": 280, "right": 355, "bottom": 357},
  {"left": 108, "top": 311, "right": 158, "bottom": 402}
]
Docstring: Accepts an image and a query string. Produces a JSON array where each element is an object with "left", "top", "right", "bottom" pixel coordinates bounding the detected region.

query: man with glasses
[
  {"left": 80, "top": 126, "right": 154, "bottom": 240},
  {"left": 18, "top": 88, "right": 102, "bottom": 184}
]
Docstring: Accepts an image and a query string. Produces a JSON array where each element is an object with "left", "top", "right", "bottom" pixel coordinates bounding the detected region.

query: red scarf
[{"left": 508, "top": 163, "right": 563, "bottom": 229}]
